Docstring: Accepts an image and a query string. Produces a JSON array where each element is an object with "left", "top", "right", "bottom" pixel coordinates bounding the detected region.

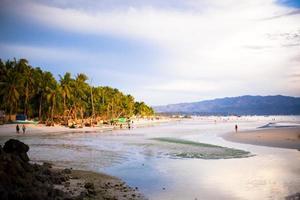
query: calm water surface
[{"left": 1, "top": 116, "right": 299, "bottom": 200}]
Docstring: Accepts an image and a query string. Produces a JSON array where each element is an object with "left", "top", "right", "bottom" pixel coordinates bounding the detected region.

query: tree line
[{"left": 0, "top": 58, "right": 154, "bottom": 124}]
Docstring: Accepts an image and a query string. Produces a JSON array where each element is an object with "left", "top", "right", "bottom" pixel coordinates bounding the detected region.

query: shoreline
[
  {"left": 223, "top": 127, "right": 300, "bottom": 150},
  {"left": 0, "top": 138, "right": 145, "bottom": 200},
  {"left": 0, "top": 118, "right": 177, "bottom": 199},
  {"left": 0, "top": 118, "right": 178, "bottom": 137},
  {"left": 55, "top": 168, "right": 146, "bottom": 200}
]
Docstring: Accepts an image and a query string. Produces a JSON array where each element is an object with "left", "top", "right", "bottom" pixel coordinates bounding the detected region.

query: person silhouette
[
  {"left": 22, "top": 124, "right": 26, "bottom": 134},
  {"left": 16, "top": 124, "right": 20, "bottom": 134}
]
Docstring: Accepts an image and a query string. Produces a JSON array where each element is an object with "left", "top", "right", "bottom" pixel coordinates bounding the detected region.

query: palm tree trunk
[
  {"left": 80, "top": 107, "right": 84, "bottom": 127},
  {"left": 111, "top": 101, "right": 114, "bottom": 119},
  {"left": 9, "top": 107, "right": 12, "bottom": 121},
  {"left": 51, "top": 104, "right": 54, "bottom": 125},
  {"left": 66, "top": 109, "right": 71, "bottom": 126},
  {"left": 63, "top": 93, "right": 66, "bottom": 111},
  {"left": 74, "top": 106, "right": 77, "bottom": 122},
  {"left": 63, "top": 94, "right": 67, "bottom": 125},
  {"left": 24, "top": 83, "right": 28, "bottom": 117},
  {"left": 39, "top": 95, "right": 42, "bottom": 121}
]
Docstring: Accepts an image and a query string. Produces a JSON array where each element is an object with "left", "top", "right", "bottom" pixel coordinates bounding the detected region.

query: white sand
[
  {"left": 223, "top": 127, "right": 300, "bottom": 150},
  {"left": 0, "top": 118, "right": 175, "bottom": 137}
]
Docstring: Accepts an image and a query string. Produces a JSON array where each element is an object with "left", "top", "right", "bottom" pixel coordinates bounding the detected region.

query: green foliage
[
  {"left": 134, "top": 101, "right": 154, "bottom": 117},
  {"left": 0, "top": 58, "right": 154, "bottom": 122}
]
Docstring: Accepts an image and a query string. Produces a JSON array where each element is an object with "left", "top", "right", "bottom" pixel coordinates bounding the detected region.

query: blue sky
[{"left": 0, "top": 0, "right": 300, "bottom": 105}]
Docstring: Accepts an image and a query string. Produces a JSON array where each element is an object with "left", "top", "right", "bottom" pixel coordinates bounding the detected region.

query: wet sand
[
  {"left": 223, "top": 127, "right": 300, "bottom": 150},
  {"left": 58, "top": 169, "right": 146, "bottom": 200},
  {"left": 2, "top": 117, "right": 300, "bottom": 199},
  {"left": 0, "top": 137, "right": 145, "bottom": 200}
]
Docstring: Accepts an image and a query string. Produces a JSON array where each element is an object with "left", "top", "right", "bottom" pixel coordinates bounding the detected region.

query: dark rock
[
  {"left": 36, "top": 174, "right": 48, "bottom": 183},
  {"left": 84, "top": 182, "right": 94, "bottom": 190},
  {"left": 33, "top": 163, "right": 40, "bottom": 171},
  {"left": 64, "top": 182, "right": 70, "bottom": 187},
  {"left": 3, "top": 139, "right": 30, "bottom": 162},
  {"left": 53, "top": 188, "right": 65, "bottom": 197},
  {"left": 0, "top": 139, "right": 71, "bottom": 200},
  {"left": 79, "top": 191, "right": 88, "bottom": 198},
  {"left": 0, "top": 145, "right": 3, "bottom": 154},
  {"left": 3, "top": 139, "right": 29, "bottom": 154},
  {"left": 63, "top": 168, "right": 72, "bottom": 174},
  {"left": 87, "top": 189, "right": 96, "bottom": 195},
  {"left": 43, "top": 162, "right": 53, "bottom": 168},
  {"left": 286, "top": 192, "right": 300, "bottom": 200}
]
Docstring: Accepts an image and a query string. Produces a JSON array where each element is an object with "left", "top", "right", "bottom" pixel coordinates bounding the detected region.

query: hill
[{"left": 154, "top": 95, "right": 300, "bottom": 115}]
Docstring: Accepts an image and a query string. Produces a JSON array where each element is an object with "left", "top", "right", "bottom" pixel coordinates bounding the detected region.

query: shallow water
[{"left": 0, "top": 116, "right": 299, "bottom": 199}]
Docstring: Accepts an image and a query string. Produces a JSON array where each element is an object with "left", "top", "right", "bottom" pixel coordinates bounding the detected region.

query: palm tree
[
  {"left": 74, "top": 73, "right": 88, "bottom": 126},
  {"left": 47, "top": 88, "right": 57, "bottom": 125},
  {"left": 37, "top": 71, "right": 56, "bottom": 121},
  {"left": 0, "top": 58, "right": 155, "bottom": 124},
  {"left": 22, "top": 65, "right": 35, "bottom": 118},
  {"left": 46, "top": 83, "right": 61, "bottom": 125},
  {"left": 1, "top": 69, "right": 21, "bottom": 121},
  {"left": 59, "top": 73, "right": 72, "bottom": 124}
]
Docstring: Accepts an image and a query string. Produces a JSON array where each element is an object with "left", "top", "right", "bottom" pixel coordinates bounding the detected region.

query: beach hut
[{"left": 16, "top": 114, "right": 27, "bottom": 121}]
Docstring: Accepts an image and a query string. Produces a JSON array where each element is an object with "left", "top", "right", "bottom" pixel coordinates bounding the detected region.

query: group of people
[
  {"left": 119, "top": 120, "right": 134, "bottom": 130},
  {"left": 16, "top": 124, "right": 26, "bottom": 134}
]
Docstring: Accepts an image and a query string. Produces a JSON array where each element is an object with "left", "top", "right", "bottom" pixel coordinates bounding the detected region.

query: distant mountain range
[{"left": 154, "top": 95, "right": 300, "bottom": 115}]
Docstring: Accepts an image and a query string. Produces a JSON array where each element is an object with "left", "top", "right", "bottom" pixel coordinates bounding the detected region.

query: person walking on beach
[
  {"left": 235, "top": 124, "right": 238, "bottom": 133},
  {"left": 22, "top": 124, "right": 26, "bottom": 134},
  {"left": 128, "top": 121, "right": 131, "bottom": 130},
  {"left": 16, "top": 124, "right": 20, "bottom": 134}
]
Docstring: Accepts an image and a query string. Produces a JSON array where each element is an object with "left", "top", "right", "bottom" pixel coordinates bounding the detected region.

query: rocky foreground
[{"left": 0, "top": 139, "right": 146, "bottom": 200}]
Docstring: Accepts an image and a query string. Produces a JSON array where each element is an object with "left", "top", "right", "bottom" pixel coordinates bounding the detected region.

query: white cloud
[{"left": 1, "top": 0, "right": 300, "bottom": 104}]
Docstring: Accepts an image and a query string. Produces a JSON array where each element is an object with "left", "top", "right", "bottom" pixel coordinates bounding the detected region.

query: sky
[{"left": 0, "top": 0, "right": 299, "bottom": 105}]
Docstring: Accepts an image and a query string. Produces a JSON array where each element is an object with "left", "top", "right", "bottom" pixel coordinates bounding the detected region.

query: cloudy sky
[{"left": 0, "top": 0, "right": 299, "bottom": 105}]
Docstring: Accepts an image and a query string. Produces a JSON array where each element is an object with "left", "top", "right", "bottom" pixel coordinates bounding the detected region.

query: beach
[
  {"left": 0, "top": 116, "right": 300, "bottom": 199},
  {"left": 2, "top": 0, "right": 300, "bottom": 198},
  {"left": 0, "top": 138, "right": 145, "bottom": 200},
  {"left": 0, "top": 118, "right": 174, "bottom": 199},
  {"left": 0, "top": 117, "right": 174, "bottom": 137},
  {"left": 223, "top": 127, "right": 300, "bottom": 150}
]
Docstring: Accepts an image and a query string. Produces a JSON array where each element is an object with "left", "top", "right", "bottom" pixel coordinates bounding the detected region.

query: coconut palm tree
[
  {"left": 36, "top": 71, "right": 56, "bottom": 121},
  {"left": 73, "top": 73, "right": 88, "bottom": 126},
  {"left": 47, "top": 88, "right": 57, "bottom": 125},
  {"left": 0, "top": 58, "right": 155, "bottom": 124},
  {"left": 0, "top": 69, "right": 21, "bottom": 121},
  {"left": 59, "top": 73, "right": 72, "bottom": 111},
  {"left": 22, "top": 65, "right": 35, "bottom": 118},
  {"left": 59, "top": 72, "right": 73, "bottom": 124}
]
